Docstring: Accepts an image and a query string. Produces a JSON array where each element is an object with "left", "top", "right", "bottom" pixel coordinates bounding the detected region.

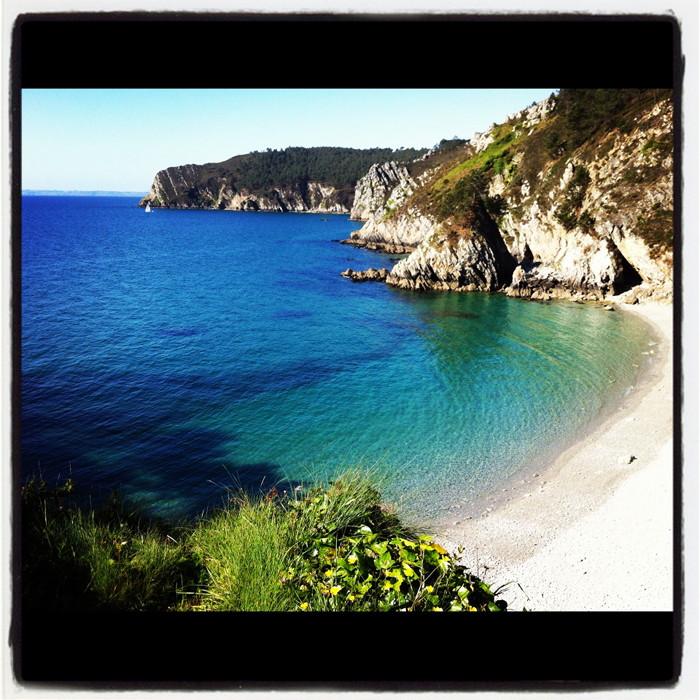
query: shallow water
[{"left": 21, "top": 196, "right": 653, "bottom": 521}]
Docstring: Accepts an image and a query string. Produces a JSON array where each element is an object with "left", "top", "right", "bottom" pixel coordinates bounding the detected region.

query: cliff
[
  {"left": 347, "top": 140, "right": 469, "bottom": 250},
  {"left": 347, "top": 90, "right": 673, "bottom": 302},
  {"left": 140, "top": 146, "right": 426, "bottom": 213}
]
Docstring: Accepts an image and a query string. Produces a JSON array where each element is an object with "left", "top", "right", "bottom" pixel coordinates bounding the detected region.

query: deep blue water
[{"left": 21, "top": 196, "right": 654, "bottom": 522}]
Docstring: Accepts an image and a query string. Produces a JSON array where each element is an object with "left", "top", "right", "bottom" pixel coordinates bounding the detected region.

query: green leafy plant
[
  {"left": 281, "top": 475, "right": 508, "bottom": 612},
  {"left": 284, "top": 525, "right": 506, "bottom": 612}
]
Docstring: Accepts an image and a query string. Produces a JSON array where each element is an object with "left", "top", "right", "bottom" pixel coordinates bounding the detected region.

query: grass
[
  {"left": 21, "top": 470, "right": 508, "bottom": 613},
  {"left": 21, "top": 478, "right": 195, "bottom": 611},
  {"left": 437, "top": 123, "right": 517, "bottom": 189},
  {"left": 190, "top": 495, "right": 294, "bottom": 611}
]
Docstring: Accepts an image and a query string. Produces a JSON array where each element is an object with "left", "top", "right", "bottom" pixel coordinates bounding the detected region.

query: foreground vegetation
[{"left": 21, "top": 472, "right": 508, "bottom": 613}]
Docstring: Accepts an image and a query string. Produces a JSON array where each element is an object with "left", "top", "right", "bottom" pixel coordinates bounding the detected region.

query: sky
[{"left": 21, "top": 89, "right": 555, "bottom": 192}]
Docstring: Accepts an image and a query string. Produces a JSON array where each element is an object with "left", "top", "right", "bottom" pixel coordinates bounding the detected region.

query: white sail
[{"left": 145, "top": 203, "right": 151, "bottom": 213}]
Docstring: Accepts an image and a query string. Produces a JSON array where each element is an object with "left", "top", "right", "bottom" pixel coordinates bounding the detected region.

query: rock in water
[
  {"left": 339, "top": 239, "right": 414, "bottom": 254},
  {"left": 340, "top": 268, "right": 389, "bottom": 282}
]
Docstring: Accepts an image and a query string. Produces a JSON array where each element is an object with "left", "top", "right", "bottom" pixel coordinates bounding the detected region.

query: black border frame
[{"left": 9, "top": 13, "right": 683, "bottom": 689}]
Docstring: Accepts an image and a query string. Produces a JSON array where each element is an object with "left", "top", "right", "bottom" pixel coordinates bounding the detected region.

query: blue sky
[{"left": 22, "top": 89, "right": 555, "bottom": 192}]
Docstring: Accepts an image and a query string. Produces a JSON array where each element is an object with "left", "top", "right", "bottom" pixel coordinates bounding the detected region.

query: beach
[{"left": 438, "top": 301, "right": 674, "bottom": 611}]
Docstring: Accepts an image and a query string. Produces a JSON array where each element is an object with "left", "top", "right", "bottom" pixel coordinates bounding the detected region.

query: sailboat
[{"left": 145, "top": 202, "right": 152, "bottom": 213}]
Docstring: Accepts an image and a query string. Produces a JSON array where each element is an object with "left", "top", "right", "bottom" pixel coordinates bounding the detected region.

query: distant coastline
[{"left": 22, "top": 190, "right": 147, "bottom": 197}]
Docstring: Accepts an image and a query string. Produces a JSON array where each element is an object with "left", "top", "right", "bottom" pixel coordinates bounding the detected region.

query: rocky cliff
[
  {"left": 142, "top": 167, "right": 348, "bottom": 213},
  {"left": 346, "top": 141, "right": 469, "bottom": 251},
  {"left": 349, "top": 161, "right": 418, "bottom": 221},
  {"left": 346, "top": 90, "right": 673, "bottom": 302},
  {"left": 140, "top": 146, "right": 426, "bottom": 213}
]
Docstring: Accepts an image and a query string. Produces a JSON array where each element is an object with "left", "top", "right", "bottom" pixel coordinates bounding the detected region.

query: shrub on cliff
[
  {"left": 436, "top": 171, "right": 506, "bottom": 225},
  {"left": 284, "top": 510, "right": 505, "bottom": 612},
  {"left": 555, "top": 165, "right": 594, "bottom": 232},
  {"left": 544, "top": 89, "right": 672, "bottom": 158}
]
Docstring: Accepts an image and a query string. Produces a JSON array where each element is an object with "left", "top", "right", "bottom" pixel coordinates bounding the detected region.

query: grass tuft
[{"left": 190, "top": 494, "right": 293, "bottom": 611}]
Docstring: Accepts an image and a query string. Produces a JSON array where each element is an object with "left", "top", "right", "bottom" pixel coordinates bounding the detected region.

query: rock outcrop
[
  {"left": 387, "top": 208, "right": 516, "bottom": 292},
  {"left": 340, "top": 239, "right": 414, "bottom": 254},
  {"left": 346, "top": 158, "right": 441, "bottom": 250},
  {"left": 349, "top": 161, "right": 417, "bottom": 221}
]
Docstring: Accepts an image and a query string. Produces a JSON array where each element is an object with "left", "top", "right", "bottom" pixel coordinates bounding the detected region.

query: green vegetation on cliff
[
  {"left": 21, "top": 473, "right": 508, "bottom": 613},
  {"left": 146, "top": 146, "right": 430, "bottom": 210},
  {"left": 554, "top": 165, "right": 594, "bottom": 232},
  {"left": 393, "top": 89, "right": 672, "bottom": 256},
  {"left": 543, "top": 89, "right": 671, "bottom": 157},
  {"left": 195, "top": 146, "right": 426, "bottom": 192}
]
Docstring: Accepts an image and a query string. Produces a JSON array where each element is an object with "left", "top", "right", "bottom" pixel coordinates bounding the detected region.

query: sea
[{"left": 21, "top": 196, "right": 655, "bottom": 523}]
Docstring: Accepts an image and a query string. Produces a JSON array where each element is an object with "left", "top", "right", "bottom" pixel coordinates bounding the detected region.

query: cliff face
[
  {"left": 140, "top": 146, "right": 427, "bottom": 214},
  {"left": 386, "top": 207, "right": 516, "bottom": 292},
  {"left": 349, "top": 161, "right": 417, "bottom": 221},
  {"left": 348, "top": 90, "right": 673, "bottom": 302},
  {"left": 347, "top": 142, "right": 472, "bottom": 251},
  {"left": 497, "top": 96, "right": 673, "bottom": 301},
  {"left": 141, "top": 167, "right": 348, "bottom": 213}
]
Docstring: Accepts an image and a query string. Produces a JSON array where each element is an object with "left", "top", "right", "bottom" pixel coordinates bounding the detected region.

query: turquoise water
[{"left": 22, "top": 196, "right": 654, "bottom": 522}]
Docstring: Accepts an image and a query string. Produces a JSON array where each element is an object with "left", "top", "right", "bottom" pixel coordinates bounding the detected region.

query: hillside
[
  {"left": 140, "top": 146, "right": 427, "bottom": 213},
  {"left": 347, "top": 90, "right": 673, "bottom": 302}
]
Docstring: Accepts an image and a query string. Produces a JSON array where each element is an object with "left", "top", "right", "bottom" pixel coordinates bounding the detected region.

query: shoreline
[
  {"left": 436, "top": 301, "right": 673, "bottom": 611},
  {"left": 139, "top": 204, "right": 351, "bottom": 216}
]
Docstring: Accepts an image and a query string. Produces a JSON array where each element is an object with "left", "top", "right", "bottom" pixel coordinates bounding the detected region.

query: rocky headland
[
  {"left": 345, "top": 90, "right": 673, "bottom": 304},
  {"left": 139, "top": 146, "right": 426, "bottom": 214}
]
